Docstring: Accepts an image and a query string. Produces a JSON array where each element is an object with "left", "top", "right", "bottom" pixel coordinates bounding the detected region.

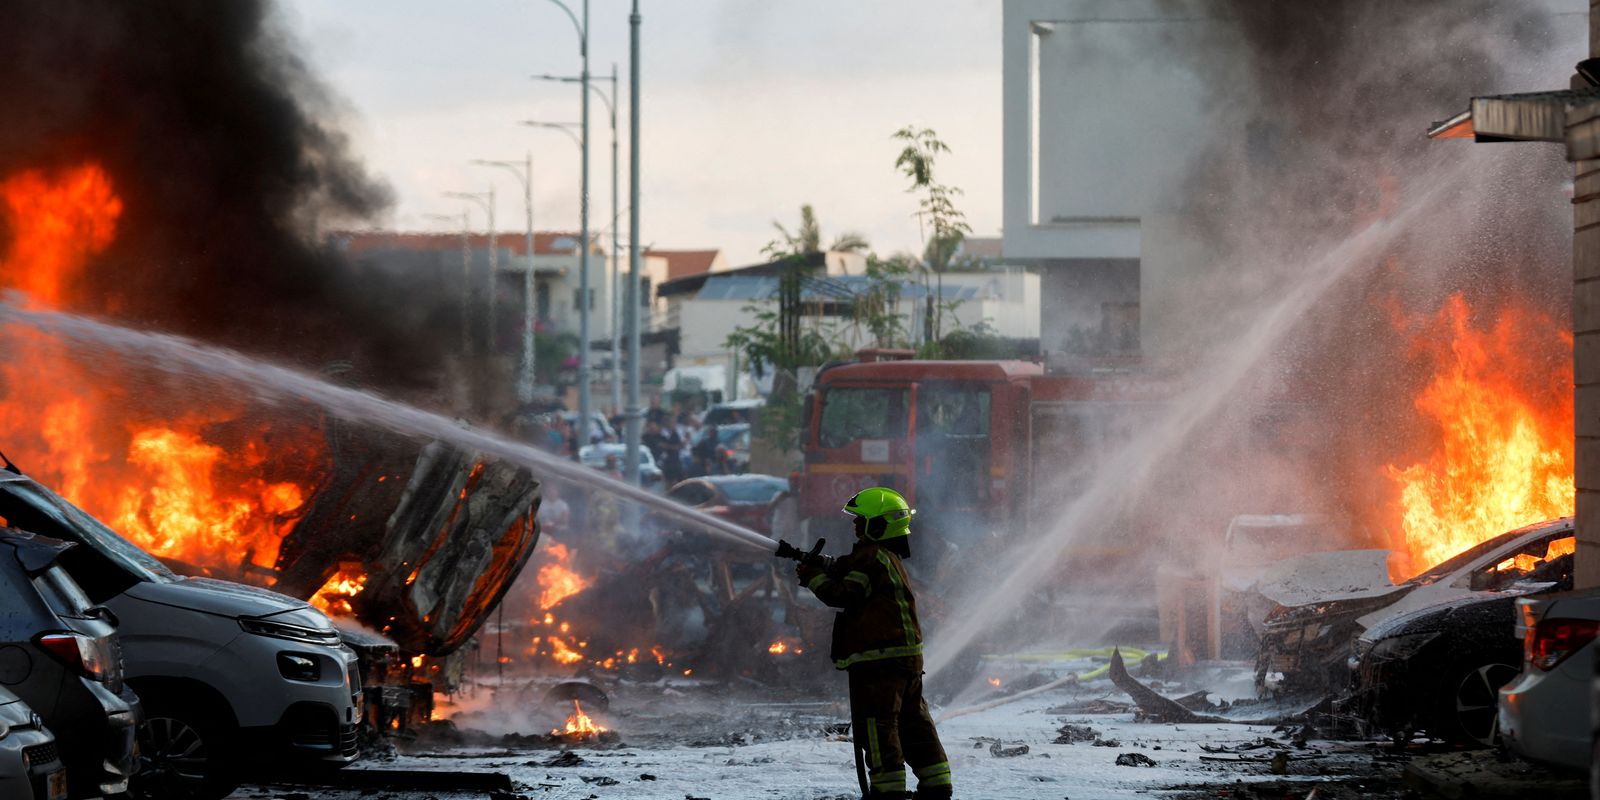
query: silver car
[
  {"left": 0, "top": 685, "right": 68, "bottom": 800},
  {"left": 0, "top": 472, "right": 360, "bottom": 800},
  {"left": 1498, "top": 586, "right": 1600, "bottom": 771}
]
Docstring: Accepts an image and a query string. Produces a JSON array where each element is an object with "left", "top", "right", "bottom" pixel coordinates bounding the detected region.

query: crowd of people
[{"left": 514, "top": 401, "right": 741, "bottom": 486}]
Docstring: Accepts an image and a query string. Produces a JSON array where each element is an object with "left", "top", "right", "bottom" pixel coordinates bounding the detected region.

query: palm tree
[{"left": 772, "top": 204, "right": 869, "bottom": 255}]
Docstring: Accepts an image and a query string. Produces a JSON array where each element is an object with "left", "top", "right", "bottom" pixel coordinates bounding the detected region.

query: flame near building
[{"left": 1384, "top": 294, "right": 1575, "bottom": 576}]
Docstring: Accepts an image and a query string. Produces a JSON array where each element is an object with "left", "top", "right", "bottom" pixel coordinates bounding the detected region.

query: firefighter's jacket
[{"left": 802, "top": 541, "right": 923, "bottom": 669}]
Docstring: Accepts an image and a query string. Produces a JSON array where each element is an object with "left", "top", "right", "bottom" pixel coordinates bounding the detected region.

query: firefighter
[{"left": 796, "top": 487, "right": 952, "bottom": 800}]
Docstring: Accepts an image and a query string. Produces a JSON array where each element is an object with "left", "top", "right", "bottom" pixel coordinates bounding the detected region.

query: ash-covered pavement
[{"left": 228, "top": 661, "right": 1418, "bottom": 800}]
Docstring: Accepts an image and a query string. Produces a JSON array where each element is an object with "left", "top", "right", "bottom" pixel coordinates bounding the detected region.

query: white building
[
  {"left": 659, "top": 255, "right": 1039, "bottom": 383},
  {"left": 1003, "top": 0, "right": 1237, "bottom": 356}
]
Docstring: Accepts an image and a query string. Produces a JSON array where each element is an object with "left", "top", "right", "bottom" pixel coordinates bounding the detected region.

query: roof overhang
[{"left": 1428, "top": 89, "right": 1600, "bottom": 143}]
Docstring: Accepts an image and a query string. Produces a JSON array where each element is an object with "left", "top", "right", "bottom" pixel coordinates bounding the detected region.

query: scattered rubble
[
  {"left": 989, "top": 741, "right": 1030, "bottom": 758},
  {"left": 1053, "top": 723, "right": 1100, "bottom": 744},
  {"left": 1116, "top": 752, "right": 1158, "bottom": 767}
]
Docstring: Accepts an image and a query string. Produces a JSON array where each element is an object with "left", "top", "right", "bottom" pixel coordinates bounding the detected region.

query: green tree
[
  {"left": 893, "top": 126, "right": 972, "bottom": 347},
  {"left": 772, "top": 204, "right": 871, "bottom": 255}
]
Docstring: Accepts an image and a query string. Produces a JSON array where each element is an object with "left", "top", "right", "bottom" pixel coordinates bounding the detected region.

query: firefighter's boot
[{"left": 913, "top": 786, "right": 953, "bottom": 800}]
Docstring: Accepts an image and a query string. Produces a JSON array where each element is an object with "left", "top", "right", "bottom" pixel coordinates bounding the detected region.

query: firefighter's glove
[{"left": 795, "top": 561, "right": 824, "bottom": 587}]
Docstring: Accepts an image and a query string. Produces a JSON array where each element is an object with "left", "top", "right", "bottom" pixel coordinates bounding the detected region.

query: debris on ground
[
  {"left": 1402, "top": 750, "right": 1588, "bottom": 799},
  {"left": 989, "top": 741, "right": 1030, "bottom": 758},
  {"left": 1116, "top": 752, "right": 1158, "bottom": 767},
  {"left": 542, "top": 751, "right": 587, "bottom": 767},
  {"left": 1053, "top": 723, "right": 1101, "bottom": 744}
]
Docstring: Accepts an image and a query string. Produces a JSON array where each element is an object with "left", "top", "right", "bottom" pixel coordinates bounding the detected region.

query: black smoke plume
[{"left": 0, "top": 1, "right": 450, "bottom": 389}]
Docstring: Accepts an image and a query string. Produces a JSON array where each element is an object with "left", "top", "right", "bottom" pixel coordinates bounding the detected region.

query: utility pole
[
  {"left": 608, "top": 62, "right": 622, "bottom": 418},
  {"left": 531, "top": 69, "right": 621, "bottom": 418},
  {"left": 577, "top": 0, "right": 593, "bottom": 449},
  {"left": 624, "top": 0, "right": 643, "bottom": 487},
  {"left": 541, "top": 0, "right": 593, "bottom": 449},
  {"left": 472, "top": 156, "right": 538, "bottom": 403}
]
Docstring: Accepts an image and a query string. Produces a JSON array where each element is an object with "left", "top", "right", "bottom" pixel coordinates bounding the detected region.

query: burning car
[
  {"left": 1256, "top": 518, "right": 1574, "bottom": 697},
  {"left": 1352, "top": 564, "right": 1569, "bottom": 747}
]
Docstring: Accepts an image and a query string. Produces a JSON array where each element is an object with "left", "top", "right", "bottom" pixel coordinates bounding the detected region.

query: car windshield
[
  {"left": 0, "top": 478, "right": 176, "bottom": 584},
  {"left": 718, "top": 425, "right": 749, "bottom": 445},
  {"left": 715, "top": 477, "right": 787, "bottom": 504},
  {"left": 1407, "top": 527, "right": 1548, "bottom": 585}
]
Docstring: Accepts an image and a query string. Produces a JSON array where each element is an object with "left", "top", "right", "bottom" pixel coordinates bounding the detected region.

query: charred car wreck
[{"left": 1248, "top": 518, "right": 1574, "bottom": 732}]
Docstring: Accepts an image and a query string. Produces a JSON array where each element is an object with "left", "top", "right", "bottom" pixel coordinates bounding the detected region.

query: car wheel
[
  {"left": 1432, "top": 660, "right": 1520, "bottom": 747},
  {"left": 129, "top": 697, "right": 239, "bottom": 800}
]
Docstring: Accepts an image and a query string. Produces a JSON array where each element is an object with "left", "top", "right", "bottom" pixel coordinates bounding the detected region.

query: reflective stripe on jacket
[{"left": 803, "top": 542, "right": 923, "bottom": 669}]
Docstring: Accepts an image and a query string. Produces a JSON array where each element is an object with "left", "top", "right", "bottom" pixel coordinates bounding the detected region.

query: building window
[{"left": 639, "top": 278, "right": 652, "bottom": 306}]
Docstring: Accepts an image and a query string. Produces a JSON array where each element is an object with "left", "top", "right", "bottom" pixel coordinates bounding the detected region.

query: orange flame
[
  {"left": 310, "top": 567, "right": 368, "bottom": 616},
  {"left": 553, "top": 699, "right": 606, "bottom": 736},
  {"left": 1385, "top": 295, "right": 1574, "bottom": 575},
  {"left": 536, "top": 542, "right": 589, "bottom": 610},
  {"left": 0, "top": 163, "right": 324, "bottom": 578}
]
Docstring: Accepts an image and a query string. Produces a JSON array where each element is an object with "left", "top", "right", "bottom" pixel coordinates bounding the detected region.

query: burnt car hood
[
  {"left": 124, "top": 575, "right": 316, "bottom": 620},
  {"left": 1257, "top": 549, "right": 1405, "bottom": 607}
]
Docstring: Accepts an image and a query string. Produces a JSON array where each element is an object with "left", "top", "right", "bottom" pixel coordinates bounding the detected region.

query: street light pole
[
  {"left": 542, "top": 0, "right": 593, "bottom": 448},
  {"left": 608, "top": 62, "right": 621, "bottom": 419},
  {"left": 531, "top": 70, "right": 622, "bottom": 417},
  {"left": 472, "top": 156, "right": 538, "bottom": 403},
  {"left": 625, "top": 0, "right": 643, "bottom": 487}
]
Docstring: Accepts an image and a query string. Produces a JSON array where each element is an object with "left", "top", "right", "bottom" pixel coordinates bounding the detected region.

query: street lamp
[
  {"left": 443, "top": 188, "right": 497, "bottom": 357},
  {"left": 472, "top": 156, "right": 538, "bottom": 404},
  {"left": 626, "top": 0, "right": 643, "bottom": 489},
  {"left": 538, "top": 0, "right": 594, "bottom": 450},
  {"left": 533, "top": 67, "right": 622, "bottom": 418},
  {"left": 423, "top": 211, "right": 471, "bottom": 356}
]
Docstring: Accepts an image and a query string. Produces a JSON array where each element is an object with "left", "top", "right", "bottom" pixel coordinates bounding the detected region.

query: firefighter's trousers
[{"left": 848, "top": 659, "right": 951, "bottom": 797}]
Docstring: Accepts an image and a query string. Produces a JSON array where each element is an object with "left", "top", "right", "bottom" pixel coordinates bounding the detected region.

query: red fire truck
[{"left": 792, "top": 356, "right": 1189, "bottom": 573}]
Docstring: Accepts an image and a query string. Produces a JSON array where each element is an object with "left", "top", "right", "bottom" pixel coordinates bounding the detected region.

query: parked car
[
  {"left": 0, "top": 685, "right": 67, "bottom": 800},
  {"left": 562, "top": 411, "right": 617, "bottom": 443},
  {"left": 665, "top": 474, "right": 791, "bottom": 535},
  {"left": 1353, "top": 550, "right": 1569, "bottom": 748},
  {"left": 1495, "top": 586, "right": 1600, "bottom": 771},
  {"left": 703, "top": 399, "right": 764, "bottom": 427},
  {"left": 0, "top": 470, "right": 360, "bottom": 800},
  {"left": 690, "top": 423, "right": 752, "bottom": 474},
  {"left": 0, "top": 528, "right": 138, "bottom": 798},
  {"left": 579, "top": 443, "right": 665, "bottom": 486},
  {"left": 1256, "top": 518, "right": 1573, "bottom": 696}
]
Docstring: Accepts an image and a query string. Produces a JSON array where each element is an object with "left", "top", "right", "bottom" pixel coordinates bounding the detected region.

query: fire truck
[{"left": 792, "top": 353, "right": 1195, "bottom": 574}]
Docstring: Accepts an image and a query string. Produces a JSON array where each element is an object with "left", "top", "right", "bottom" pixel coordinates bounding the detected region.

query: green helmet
[{"left": 843, "top": 487, "right": 915, "bottom": 541}]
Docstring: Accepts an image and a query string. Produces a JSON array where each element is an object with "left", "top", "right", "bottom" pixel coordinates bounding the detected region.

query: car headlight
[
  {"left": 240, "top": 618, "right": 341, "bottom": 645},
  {"left": 1369, "top": 631, "right": 1440, "bottom": 661},
  {"left": 277, "top": 652, "right": 323, "bottom": 683}
]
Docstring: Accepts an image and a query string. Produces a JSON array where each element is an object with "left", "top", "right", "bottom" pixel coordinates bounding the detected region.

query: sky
[{"left": 281, "top": 0, "right": 1002, "bottom": 267}]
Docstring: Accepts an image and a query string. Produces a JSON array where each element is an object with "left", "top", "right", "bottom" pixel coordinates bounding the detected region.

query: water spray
[{"left": 0, "top": 294, "right": 777, "bottom": 554}]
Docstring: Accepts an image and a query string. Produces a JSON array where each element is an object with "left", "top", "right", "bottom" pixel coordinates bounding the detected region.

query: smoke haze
[{"left": 0, "top": 1, "right": 453, "bottom": 387}]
